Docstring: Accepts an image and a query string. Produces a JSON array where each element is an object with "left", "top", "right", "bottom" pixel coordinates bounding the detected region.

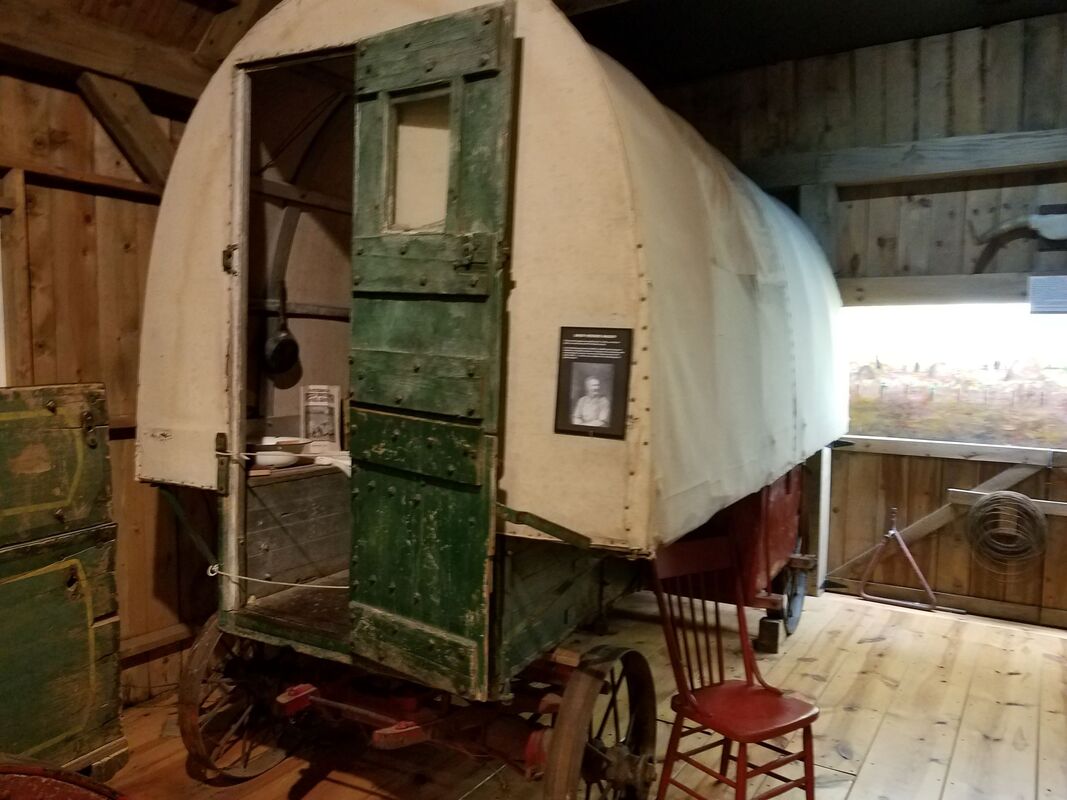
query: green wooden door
[{"left": 348, "top": 3, "right": 516, "bottom": 699}]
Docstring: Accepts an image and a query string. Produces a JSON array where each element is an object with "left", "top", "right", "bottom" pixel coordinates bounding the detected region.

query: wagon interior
[{"left": 238, "top": 50, "right": 357, "bottom": 646}]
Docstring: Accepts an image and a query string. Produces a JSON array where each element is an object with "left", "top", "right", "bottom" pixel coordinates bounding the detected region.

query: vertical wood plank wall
[
  {"left": 827, "top": 452, "right": 1067, "bottom": 625},
  {"left": 659, "top": 14, "right": 1067, "bottom": 625},
  {"left": 0, "top": 74, "right": 211, "bottom": 701},
  {"left": 661, "top": 14, "right": 1067, "bottom": 279}
]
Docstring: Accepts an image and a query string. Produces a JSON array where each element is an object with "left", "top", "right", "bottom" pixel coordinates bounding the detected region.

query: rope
[
  {"left": 965, "top": 490, "right": 1047, "bottom": 579},
  {"left": 455, "top": 765, "right": 506, "bottom": 800},
  {"left": 207, "top": 564, "right": 349, "bottom": 590}
]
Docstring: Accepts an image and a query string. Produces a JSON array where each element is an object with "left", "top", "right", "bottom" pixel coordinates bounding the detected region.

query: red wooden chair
[{"left": 652, "top": 535, "right": 818, "bottom": 800}]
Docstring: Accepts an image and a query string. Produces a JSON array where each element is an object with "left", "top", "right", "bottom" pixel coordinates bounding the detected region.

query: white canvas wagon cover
[{"left": 135, "top": 0, "right": 847, "bottom": 551}]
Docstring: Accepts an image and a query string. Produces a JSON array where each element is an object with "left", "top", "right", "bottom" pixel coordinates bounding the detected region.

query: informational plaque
[{"left": 554, "top": 327, "right": 633, "bottom": 439}]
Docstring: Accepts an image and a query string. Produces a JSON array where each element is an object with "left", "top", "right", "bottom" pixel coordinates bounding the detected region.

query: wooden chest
[{"left": 0, "top": 384, "right": 126, "bottom": 777}]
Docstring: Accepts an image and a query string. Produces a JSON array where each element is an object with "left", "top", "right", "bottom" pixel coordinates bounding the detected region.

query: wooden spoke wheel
[
  {"left": 178, "top": 615, "right": 296, "bottom": 781},
  {"left": 543, "top": 646, "right": 657, "bottom": 800}
]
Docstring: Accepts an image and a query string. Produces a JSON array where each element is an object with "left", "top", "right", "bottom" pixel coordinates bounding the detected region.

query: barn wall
[
  {"left": 0, "top": 73, "right": 212, "bottom": 703},
  {"left": 661, "top": 14, "right": 1067, "bottom": 279},
  {"left": 828, "top": 451, "right": 1067, "bottom": 625},
  {"left": 660, "top": 13, "right": 1067, "bottom": 625}
]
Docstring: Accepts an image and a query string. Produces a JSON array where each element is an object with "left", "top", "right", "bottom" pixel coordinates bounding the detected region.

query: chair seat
[{"left": 672, "top": 680, "right": 819, "bottom": 743}]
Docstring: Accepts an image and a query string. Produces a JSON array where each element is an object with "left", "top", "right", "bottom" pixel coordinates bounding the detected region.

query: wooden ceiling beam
[
  {"left": 742, "top": 128, "right": 1067, "bottom": 190},
  {"left": 196, "top": 0, "right": 282, "bottom": 68},
  {"left": 0, "top": 150, "right": 161, "bottom": 202},
  {"left": 77, "top": 72, "right": 176, "bottom": 189},
  {"left": 0, "top": 0, "right": 212, "bottom": 99}
]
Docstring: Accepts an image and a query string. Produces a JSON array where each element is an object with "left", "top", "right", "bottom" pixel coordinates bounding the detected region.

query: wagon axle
[{"left": 273, "top": 678, "right": 561, "bottom": 772}]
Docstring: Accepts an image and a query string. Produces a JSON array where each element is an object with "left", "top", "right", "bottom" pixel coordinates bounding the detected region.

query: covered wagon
[{"left": 134, "top": 0, "right": 846, "bottom": 793}]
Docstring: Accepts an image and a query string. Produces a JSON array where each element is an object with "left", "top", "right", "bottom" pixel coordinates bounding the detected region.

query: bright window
[
  {"left": 392, "top": 93, "right": 451, "bottom": 230},
  {"left": 841, "top": 303, "right": 1067, "bottom": 448}
]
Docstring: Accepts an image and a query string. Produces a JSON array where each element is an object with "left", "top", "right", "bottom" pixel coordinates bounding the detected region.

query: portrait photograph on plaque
[{"left": 554, "top": 327, "right": 633, "bottom": 439}]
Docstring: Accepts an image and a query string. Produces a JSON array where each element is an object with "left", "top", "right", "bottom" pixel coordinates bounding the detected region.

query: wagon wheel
[
  {"left": 543, "top": 646, "right": 657, "bottom": 800},
  {"left": 178, "top": 614, "right": 294, "bottom": 780},
  {"left": 768, "top": 565, "right": 806, "bottom": 636}
]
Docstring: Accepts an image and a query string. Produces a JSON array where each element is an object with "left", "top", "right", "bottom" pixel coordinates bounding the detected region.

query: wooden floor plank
[
  {"left": 941, "top": 627, "right": 1041, "bottom": 800},
  {"left": 108, "top": 594, "right": 1067, "bottom": 800},
  {"left": 846, "top": 615, "right": 979, "bottom": 799},
  {"left": 1038, "top": 637, "right": 1067, "bottom": 799}
]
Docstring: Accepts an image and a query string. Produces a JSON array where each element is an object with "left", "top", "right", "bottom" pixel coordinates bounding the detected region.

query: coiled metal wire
[{"left": 965, "top": 490, "right": 1047, "bottom": 579}]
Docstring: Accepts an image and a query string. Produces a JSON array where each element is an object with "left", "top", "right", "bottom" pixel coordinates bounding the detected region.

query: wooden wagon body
[{"left": 131, "top": 0, "right": 845, "bottom": 789}]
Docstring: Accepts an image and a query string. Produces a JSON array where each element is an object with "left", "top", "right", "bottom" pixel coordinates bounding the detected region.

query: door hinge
[
  {"left": 216, "top": 432, "right": 230, "bottom": 495},
  {"left": 222, "top": 244, "right": 238, "bottom": 274}
]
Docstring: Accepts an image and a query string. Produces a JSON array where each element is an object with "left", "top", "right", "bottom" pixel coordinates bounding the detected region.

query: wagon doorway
[
  {"left": 225, "top": 5, "right": 518, "bottom": 700},
  {"left": 232, "top": 47, "right": 357, "bottom": 637}
]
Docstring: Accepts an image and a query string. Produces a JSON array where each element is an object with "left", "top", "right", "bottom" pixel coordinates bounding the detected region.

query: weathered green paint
[
  {"left": 494, "top": 537, "right": 640, "bottom": 687},
  {"left": 353, "top": 232, "right": 495, "bottom": 296},
  {"left": 348, "top": 3, "right": 515, "bottom": 699},
  {"left": 0, "top": 524, "right": 122, "bottom": 764},
  {"left": 355, "top": 5, "right": 505, "bottom": 94},
  {"left": 349, "top": 435, "right": 495, "bottom": 695},
  {"left": 351, "top": 408, "right": 483, "bottom": 485},
  {"left": 228, "top": 609, "right": 352, "bottom": 663},
  {"left": 350, "top": 349, "right": 488, "bottom": 418},
  {"left": 0, "top": 384, "right": 111, "bottom": 548}
]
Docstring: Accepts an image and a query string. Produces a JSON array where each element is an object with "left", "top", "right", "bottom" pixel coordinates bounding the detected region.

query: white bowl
[
  {"left": 252, "top": 436, "right": 311, "bottom": 468},
  {"left": 254, "top": 450, "right": 300, "bottom": 468}
]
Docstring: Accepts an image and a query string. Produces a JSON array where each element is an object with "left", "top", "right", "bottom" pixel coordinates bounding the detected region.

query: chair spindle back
[{"left": 653, "top": 534, "right": 760, "bottom": 706}]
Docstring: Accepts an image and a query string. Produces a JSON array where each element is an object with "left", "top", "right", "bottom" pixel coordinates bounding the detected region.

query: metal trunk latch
[{"left": 82, "top": 410, "right": 98, "bottom": 449}]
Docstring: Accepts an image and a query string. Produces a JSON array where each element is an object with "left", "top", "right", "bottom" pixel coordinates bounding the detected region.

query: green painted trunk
[
  {"left": 0, "top": 384, "right": 123, "bottom": 770},
  {"left": 0, "top": 384, "right": 111, "bottom": 548}
]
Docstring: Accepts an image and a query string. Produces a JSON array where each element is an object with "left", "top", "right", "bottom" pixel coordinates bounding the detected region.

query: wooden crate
[
  {"left": 0, "top": 384, "right": 126, "bottom": 777},
  {"left": 0, "top": 384, "right": 111, "bottom": 548}
]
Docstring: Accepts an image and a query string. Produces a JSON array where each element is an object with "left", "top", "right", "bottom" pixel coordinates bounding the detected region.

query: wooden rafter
[
  {"left": 77, "top": 73, "right": 176, "bottom": 189},
  {"left": 742, "top": 128, "right": 1067, "bottom": 190},
  {"left": 252, "top": 177, "right": 349, "bottom": 215},
  {"left": 0, "top": 0, "right": 212, "bottom": 99},
  {"left": 0, "top": 150, "right": 161, "bottom": 201},
  {"left": 836, "top": 273, "right": 1038, "bottom": 306},
  {"left": 195, "top": 0, "right": 282, "bottom": 68},
  {"left": 947, "top": 489, "right": 1067, "bottom": 517}
]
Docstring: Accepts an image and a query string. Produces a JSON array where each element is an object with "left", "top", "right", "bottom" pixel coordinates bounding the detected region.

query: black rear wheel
[
  {"left": 768, "top": 566, "right": 806, "bottom": 635},
  {"left": 543, "top": 646, "right": 657, "bottom": 800}
]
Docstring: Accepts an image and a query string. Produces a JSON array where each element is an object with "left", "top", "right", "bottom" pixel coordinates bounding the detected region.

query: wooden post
[
  {"left": 799, "top": 183, "right": 838, "bottom": 260},
  {"left": 801, "top": 447, "right": 832, "bottom": 595},
  {"left": 0, "top": 169, "right": 32, "bottom": 386}
]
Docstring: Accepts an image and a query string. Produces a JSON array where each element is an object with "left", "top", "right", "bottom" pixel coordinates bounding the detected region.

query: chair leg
[
  {"left": 736, "top": 742, "right": 747, "bottom": 800},
  {"left": 656, "top": 714, "right": 685, "bottom": 800},
  {"left": 802, "top": 725, "right": 815, "bottom": 800},
  {"left": 719, "top": 737, "right": 732, "bottom": 781}
]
